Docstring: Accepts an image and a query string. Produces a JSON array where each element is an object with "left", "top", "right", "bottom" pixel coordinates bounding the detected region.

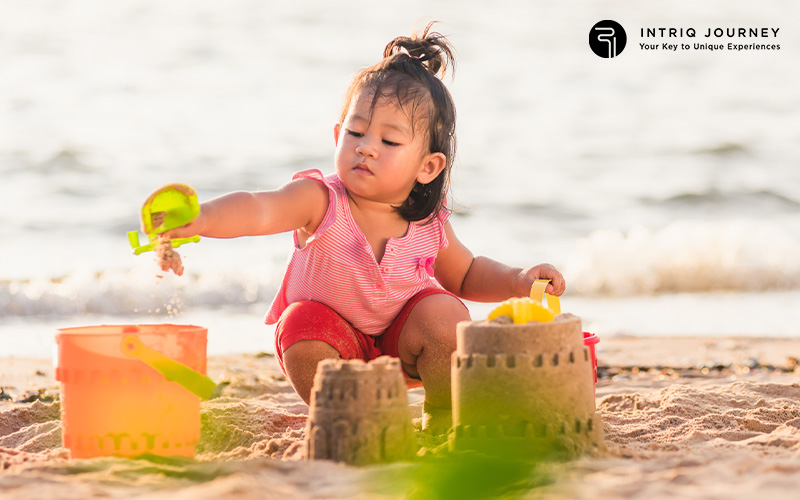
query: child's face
[{"left": 334, "top": 92, "right": 445, "bottom": 208}]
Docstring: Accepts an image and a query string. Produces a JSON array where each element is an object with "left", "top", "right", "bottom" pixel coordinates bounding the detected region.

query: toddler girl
[{"left": 156, "top": 23, "right": 565, "bottom": 431}]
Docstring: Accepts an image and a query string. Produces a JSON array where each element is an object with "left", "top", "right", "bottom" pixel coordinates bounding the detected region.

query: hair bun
[{"left": 383, "top": 22, "right": 455, "bottom": 79}]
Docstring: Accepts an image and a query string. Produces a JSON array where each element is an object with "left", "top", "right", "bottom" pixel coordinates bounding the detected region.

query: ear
[
  {"left": 333, "top": 123, "right": 341, "bottom": 146},
  {"left": 416, "top": 152, "right": 447, "bottom": 185}
]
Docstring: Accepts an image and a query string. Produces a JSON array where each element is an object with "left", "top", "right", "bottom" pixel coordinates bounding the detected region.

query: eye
[
  {"left": 346, "top": 129, "right": 363, "bottom": 138},
  {"left": 382, "top": 139, "right": 401, "bottom": 147}
]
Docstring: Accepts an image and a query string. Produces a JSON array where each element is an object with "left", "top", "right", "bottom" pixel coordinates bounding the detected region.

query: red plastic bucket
[{"left": 583, "top": 332, "right": 599, "bottom": 392}]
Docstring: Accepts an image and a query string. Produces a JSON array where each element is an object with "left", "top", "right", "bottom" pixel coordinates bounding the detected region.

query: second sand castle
[{"left": 451, "top": 313, "right": 604, "bottom": 456}]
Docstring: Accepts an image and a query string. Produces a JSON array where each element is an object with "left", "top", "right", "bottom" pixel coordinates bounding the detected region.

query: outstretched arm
[
  {"left": 159, "top": 178, "right": 329, "bottom": 240},
  {"left": 434, "top": 222, "right": 565, "bottom": 301}
]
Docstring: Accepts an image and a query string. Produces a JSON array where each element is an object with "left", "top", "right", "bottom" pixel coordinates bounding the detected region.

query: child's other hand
[{"left": 520, "top": 263, "right": 565, "bottom": 296}]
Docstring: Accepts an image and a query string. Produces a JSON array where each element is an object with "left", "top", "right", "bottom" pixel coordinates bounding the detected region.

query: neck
[{"left": 345, "top": 190, "right": 404, "bottom": 218}]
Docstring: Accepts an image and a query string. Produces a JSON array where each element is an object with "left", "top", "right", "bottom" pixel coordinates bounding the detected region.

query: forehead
[
  {"left": 347, "top": 91, "right": 404, "bottom": 117},
  {"left": 345, "top": 91, "right": 426, "bottom": 136}
]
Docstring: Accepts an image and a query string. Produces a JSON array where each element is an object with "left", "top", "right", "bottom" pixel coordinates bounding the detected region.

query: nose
[{"left": 355, "top": 137, "right": 377, "bottom": 158}]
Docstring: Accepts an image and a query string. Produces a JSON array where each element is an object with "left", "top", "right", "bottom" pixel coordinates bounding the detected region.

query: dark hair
[{"left": 339, "top": 22, "right": 457, "bottom": 222}]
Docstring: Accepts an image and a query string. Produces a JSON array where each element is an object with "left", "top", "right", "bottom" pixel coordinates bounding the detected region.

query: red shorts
[{"left": 273, "top": 288, "right": 465, "bottom": 385}]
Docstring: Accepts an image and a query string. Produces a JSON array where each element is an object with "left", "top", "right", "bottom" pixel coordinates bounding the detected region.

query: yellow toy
[{"left": 487, "top": 279, "right": 561, "bottom": 323}]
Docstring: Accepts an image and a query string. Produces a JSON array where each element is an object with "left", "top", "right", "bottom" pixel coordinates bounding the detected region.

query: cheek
[
  {"left": 333, "top": 146, "right": 347, "bottom": 170},
  {"left": 334, "top": 137, "right": 351, "bottom": 156},
  {"left": 336, "top": 135, "right": 357, "bottom": 154}
]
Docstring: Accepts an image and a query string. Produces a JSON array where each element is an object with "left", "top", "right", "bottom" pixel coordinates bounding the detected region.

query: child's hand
[
  {"left": 519, "top": 263, "right": 565, "bottom": 296},
  {"left": 141, "top": 211, "right": 205, "bottom": 240},
  {"left": 162, "top": 214, "right": 205, "bottom": 240}
]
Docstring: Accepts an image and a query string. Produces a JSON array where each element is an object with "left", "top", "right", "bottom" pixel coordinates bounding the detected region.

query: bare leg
[
  {"left": 396, "top": 293, "right": 470, "bottom": 433},
  {"left": 282, "top": 339, "right": 341, "bottom": 405}
]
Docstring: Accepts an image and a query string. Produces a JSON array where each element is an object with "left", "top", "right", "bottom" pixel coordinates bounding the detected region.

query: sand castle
[
  {"left": 305, "top": 356, "right": 414, "bottom": 465},
  {"left": 451, "top": 314, "right": 604, "bottom": 457}
]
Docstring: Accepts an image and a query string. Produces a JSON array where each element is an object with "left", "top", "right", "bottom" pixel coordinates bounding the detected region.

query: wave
[
  {"left": 4, "top": 219, "right": 800, "bottom": 317},
  {"left": 644, "top": 189, "right": 800, "bottom": 211},
  {"left": 0, "top": 268, "right": 277, "bottom": 318},
  {"left": 565, "top": 220, "right": 800, "bottom": 296}
]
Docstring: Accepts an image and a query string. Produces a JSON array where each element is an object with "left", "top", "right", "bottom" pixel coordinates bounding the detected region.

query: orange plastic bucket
[{"left": 55, "top": 324, "right": 208, "bottom": 458}]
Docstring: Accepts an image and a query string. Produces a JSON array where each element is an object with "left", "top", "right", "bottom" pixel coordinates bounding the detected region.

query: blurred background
[{"left": 2, "top": 0, "right": 798, "bottom": 356}]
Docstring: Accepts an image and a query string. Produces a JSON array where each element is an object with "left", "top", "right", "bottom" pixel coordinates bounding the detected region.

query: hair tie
[{"left": 410, "top": 53, "right": 432, "bottom": 62}]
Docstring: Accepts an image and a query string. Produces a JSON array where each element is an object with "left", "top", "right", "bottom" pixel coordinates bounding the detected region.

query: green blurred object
[
  {"left": 128, "top": 183, "right": 201, "bottom": 255},
  {"left": 120, "top": 335, "right": 216, "bottom": 400}
]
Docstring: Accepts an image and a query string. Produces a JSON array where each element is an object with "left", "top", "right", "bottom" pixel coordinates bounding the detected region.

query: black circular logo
[{"left": 589, "top": 20, "right": 627, "bottom": 58}]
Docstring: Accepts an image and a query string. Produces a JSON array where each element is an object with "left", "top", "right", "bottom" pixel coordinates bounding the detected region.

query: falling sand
[{"left": 154, "top": 239, "right": 184, "bottom": 277}]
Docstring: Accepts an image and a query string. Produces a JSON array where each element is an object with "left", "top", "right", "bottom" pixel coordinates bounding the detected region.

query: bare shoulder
[
  {"left": 433, "top": 221, "right": 475, "bottom": 295},
  {"left": 440, "top": 221, "right": 473, "bottom": 261},
  {"left": 287, "top": 176, "right": 329, "bottom": 198},
  {"left": 284, "top": 177, "right": 330, "bottom": 235}
]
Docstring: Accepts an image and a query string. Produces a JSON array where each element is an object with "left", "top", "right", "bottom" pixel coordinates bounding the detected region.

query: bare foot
[{"left": 422, "top": 401, "right": 452, "bottom": 435}]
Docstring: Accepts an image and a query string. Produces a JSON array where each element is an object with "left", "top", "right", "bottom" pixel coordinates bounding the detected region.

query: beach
[
  {"left": 4, "top": 335, "right": 800, "bottom": 499},
  {"left": 2, "top": 0, "right": 799, "bottom": 498}
]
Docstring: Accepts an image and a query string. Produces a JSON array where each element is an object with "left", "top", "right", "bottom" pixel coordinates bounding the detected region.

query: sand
[
  {"left": 154, "top": 239, "right": 184, "bottom": 277},
  {"left": 3, "top": 337, "right": 800, "bottom": 499}
]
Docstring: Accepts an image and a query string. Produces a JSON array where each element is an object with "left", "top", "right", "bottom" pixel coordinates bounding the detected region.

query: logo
[{"left": 590, "top": 20, "right": 627, "bottom": 58}]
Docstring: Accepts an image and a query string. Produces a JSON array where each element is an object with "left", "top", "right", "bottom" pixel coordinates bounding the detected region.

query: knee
[
  {"left": 283, "top": 339, "right": 340, "bottom": 362},
  {"left": 417, "top": 293, "right": 471, "bottom": 325},
  {"left": 407, "top": 294, "right": 470, "bottom": 347},
  {"left": 282, "top": 339, "right": 341, "bottom": 378},
  {"left": 282, "top": 340, "right": 340, "bottom": 404}
]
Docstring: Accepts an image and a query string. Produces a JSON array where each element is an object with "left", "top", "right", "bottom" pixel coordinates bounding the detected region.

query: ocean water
[{"left": 2, "top": 0, "right": 799, "bottom": 357}]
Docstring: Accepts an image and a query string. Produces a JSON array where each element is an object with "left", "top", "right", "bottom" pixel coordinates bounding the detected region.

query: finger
[
  {"left": 539, "top": 273, "right": 565, "bottom": 296},
  {"left": 162, "top": 227, "right": 185, "bottom": 240}
]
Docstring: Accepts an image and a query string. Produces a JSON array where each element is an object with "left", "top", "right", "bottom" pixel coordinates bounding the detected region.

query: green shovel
[{"left": 128, "top": 183, "right": 201, "bottom": 255}]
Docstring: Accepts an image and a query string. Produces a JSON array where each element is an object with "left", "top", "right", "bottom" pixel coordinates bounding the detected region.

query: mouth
[{"left": 353, "top": 163, "right": 372, "bottom": 174}]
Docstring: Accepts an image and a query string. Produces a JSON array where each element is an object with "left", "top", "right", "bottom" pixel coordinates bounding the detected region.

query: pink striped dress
[{"left": 265, "top": 169, "right": 450, "bottom": 336}]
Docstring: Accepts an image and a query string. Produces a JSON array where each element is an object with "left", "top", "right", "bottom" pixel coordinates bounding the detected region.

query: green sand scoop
[
  {"left": 120, "top": 336, "right": 217, "bottom": 400},
  {"left": 128, "top": 183, "right": 201, "bottom": 255}
]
